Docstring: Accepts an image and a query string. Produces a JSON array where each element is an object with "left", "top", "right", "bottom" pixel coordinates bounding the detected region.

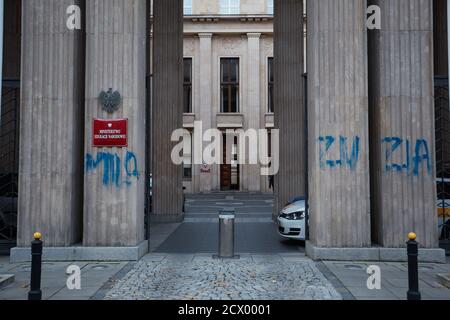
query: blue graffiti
[
  {"left": 318, "top": 135, "right": 360, "bottom": 170},
  {"left": 382, "top": 137, "right": 431, "bottom": 176},
  {"left": 124, "top": 151, "right": 139, "bottom": 186},
  {"left": 85, "top": 151, "right": 140, "bottom": 187}
]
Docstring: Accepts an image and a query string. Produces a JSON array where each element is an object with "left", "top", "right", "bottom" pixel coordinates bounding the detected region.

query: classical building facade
[
  {"left": 0, "top": 0, "right": 448, "bottom": 262},
  {"left": 181, "top": 0, "right": 276, "bottom": 193}
]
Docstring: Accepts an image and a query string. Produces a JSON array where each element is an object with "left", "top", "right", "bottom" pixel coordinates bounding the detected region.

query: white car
[{"left": 277, "top": 198, "right": 307, "bottom": 240}]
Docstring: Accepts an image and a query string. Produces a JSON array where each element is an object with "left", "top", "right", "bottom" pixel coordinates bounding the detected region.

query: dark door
[{"left": 220, "top": 134, "right": 239, "bottom": 191}]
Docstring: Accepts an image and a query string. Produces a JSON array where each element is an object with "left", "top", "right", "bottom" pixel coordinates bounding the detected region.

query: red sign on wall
[{"left": 93, "top": 119, "right": 128, "bottom": 147}]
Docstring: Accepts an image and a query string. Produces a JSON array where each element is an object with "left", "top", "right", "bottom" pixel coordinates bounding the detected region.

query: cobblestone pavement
[{"left": 104, "top": 254, "right": 342, "bottom": 300}]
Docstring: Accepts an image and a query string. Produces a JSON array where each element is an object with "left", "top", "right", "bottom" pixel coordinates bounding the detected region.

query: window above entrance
[
  {"left": 184, "top": 0, "right": 193, "bottom": 15},
  {"left": 220, "top": 58, "right": 240, "bottom": 113},
  {"left": 220, "top": 0, "right": 240, "bottom": 15}
]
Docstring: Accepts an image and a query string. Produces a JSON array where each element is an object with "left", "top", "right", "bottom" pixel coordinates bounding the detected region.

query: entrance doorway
[{"left": 220, "top": 133, "right": 239, "bottom": 191}]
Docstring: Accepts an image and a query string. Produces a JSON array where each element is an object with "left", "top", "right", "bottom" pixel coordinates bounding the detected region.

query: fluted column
[
  {"left": 198, "top": 33, "right": 212, "bottom": 192},
  {"left": 245, "top": 32, "right": 261, "bottom": 191},
  {"left": 151, "top": 0, "right": 184, "bottom": 222},
  {"left": 83, "top": 0, "right": 147, "bottom": 246},
  {"left": 307, "top": 0, "right": 371, "bottom": 248},
  {"left": 368, "top": 0, "right": 438, "bottom": 248},
  {"left": 18, "top": 0, "right": 84, "bottom": 246},
  {"left": 274, "top": 0, "right": 306, "bottom": 217}
]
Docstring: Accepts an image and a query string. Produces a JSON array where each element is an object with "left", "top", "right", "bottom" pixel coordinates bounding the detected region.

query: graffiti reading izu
[
  {"left": 317, "top": 135, "right": 432, "bottom": 177},
  {"left": 318, "top": 136, "right": 361, "bottom": 170},
  {"left": 85, "top": 151, "right": 139, "bottom": 187},
  {"left": 382, "top": 137, "right": 431, "bottom": 176}
]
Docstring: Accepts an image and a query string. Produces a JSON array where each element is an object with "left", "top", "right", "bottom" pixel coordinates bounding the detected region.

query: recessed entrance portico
[{"left": 1, "top": 0, "right": 446, "bottom": 263}]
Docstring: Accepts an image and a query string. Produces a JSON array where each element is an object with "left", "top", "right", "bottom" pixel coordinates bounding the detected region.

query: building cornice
[{"left": 184, "top": 14, "right": 274, "bottom": 23}]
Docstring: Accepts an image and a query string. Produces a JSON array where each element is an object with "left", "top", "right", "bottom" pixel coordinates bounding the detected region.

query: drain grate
[
  {"left": 343, "top": 264, "right": 365, "bottom": 271},
  {"left": 91, "top": 265, "right": 110, "bottom": 271}
]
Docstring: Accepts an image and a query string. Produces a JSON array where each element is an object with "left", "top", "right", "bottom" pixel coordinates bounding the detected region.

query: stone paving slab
[
  {"left": 0, "top": 261, "right": 127, "bottom": 300},
  {"left": 154, "top": 223, "right": 303, "bottom": 254},
  {"left": 323, "top": 260, "right": 450, "bottom": 300},
  {"left": 104, "top": 254, "right": 342, "bottom": 300},
  {"left": 149, "top": 223, "right": 181, "bottom": 252}
]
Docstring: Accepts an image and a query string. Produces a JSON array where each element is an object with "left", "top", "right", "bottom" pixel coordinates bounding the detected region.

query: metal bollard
[
  {"left": 406, "top": 232, "right": 421, "bottom": 301},
  {"left": 218, "top": 209, "right": 236, "bottom": 259},
  {"left": 28, "top": 232, "right": 43, "bottom": 301}
]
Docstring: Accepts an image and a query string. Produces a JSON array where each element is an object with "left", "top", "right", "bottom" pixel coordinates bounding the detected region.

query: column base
[
  {"left": 306, "top": 241, "right": 446, "bottom": 263},
  {"left": 9, "top": 240, "right": 149, "bottom": 263},
  {"left": 149, "top": 213, "right": 185, "bottom": 223}
]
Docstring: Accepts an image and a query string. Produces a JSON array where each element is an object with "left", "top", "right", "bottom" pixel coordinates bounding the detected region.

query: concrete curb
[
  {"left": 306, "top": 241, "right": 447, "bottom": 263},
  {"left": 315, "top": 261, "right": 355, "bottom": 300},
  {"left": 91, "top": 262, "right": 137, "bottom": 300},
  {"left": 437, "top": 273, "right": 450, "bottom": 289},
  {"left": 0, "top": 274, "right": 15, "bottom": 290},
  {"left": 9, "top": 241, "right": 149, "bottom": 263}
]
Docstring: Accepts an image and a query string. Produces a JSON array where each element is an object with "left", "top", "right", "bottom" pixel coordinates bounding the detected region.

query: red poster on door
[{"left": 93, "top": 119, "right": 128, "bottom": 147}]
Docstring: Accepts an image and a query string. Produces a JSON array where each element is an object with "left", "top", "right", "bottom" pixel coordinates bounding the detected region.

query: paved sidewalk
[
  {"left": 322, "top": 258, "right": 450, "bottom": 300},
  {"left": 104, "top": 253, "right": 342, "bottom": 300},
  {"left": 0, "top": 256, "right": 127, "bottom": 300},
  {"left": 1, "top": 254, "right": 450, "bottom": 300}
]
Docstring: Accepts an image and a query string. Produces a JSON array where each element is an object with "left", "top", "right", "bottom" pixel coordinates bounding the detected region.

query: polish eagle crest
[{"left": 99, "top": 88, "right": 122, "bottom": 113}]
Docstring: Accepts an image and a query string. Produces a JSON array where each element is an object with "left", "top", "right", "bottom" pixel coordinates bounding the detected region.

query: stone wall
[{"left": 182, "top": 20, "right": 273, "bottom": 193}]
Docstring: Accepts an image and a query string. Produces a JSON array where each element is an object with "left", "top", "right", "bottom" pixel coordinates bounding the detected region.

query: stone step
[
  {"left": 0, "top": 274, "right": 15, "bottom": 290},
  {"left": 437, "top": 273, "right": 450, "bottom": 289}
]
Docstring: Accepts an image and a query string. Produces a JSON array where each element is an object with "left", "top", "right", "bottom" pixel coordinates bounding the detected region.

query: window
[
  {"left": 220, "top": 58, "right": 239, "bottom": 113},
  {"left": 183, "top": 131, "right": 193, "bottom": 180},
  {"left": 267, "top": 0, "right": 274, "bottom": 15},
  {"left": 220, "top": 0, "right": 240, "bottom": 15},
  {"left": 183, "top": 58, "right": 193, "bottom": 113},
  {"left": 183, "top": 165, "right": 192, "bottom": 180},
  {"left": 184, "top": 0, "right": 193, "bottom": 15},
  {"left": 268, "top": 57, "right": 274, "bottom": 113}
]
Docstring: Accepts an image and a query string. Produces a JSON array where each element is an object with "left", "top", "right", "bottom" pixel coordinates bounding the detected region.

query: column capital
[
  {"left": 198, "top": 33, "right": 213, "bottom": 39},
  {"left": 247, "top": 32, "right": 261, "bottom": 39}
]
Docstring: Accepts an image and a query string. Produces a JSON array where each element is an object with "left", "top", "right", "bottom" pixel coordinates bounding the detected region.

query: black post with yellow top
[
  {"left": 406, "top": 232, "right": 421, "bottom": 301},
  {"left": 28, "top": 232, "right": 43, "bottom": 301}
]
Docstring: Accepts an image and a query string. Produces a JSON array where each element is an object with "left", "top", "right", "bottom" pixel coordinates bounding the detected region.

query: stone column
[
  {"left": 369, "top": 0, "right": 439, "bottom": 248},
  {"left": 307, "top": 0, "right": 371, "bottom": 249},
  {"left": 198, "top": 33, "right": 213, "bottom": 192},
  {"left": 151, "top": 0, "right": 184, "bottom": 222},
  {"left": 274, "top": 0, "right": 306, "bottom": 217},
  {"left": 245, "top": 33, "right": 261, "bottom": 192},
  {"left": 17, "top": 0, "right": 84, "bottom": 246},
  {"left": 83, "top": 0, "right": 147, "bottom": 246}
]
